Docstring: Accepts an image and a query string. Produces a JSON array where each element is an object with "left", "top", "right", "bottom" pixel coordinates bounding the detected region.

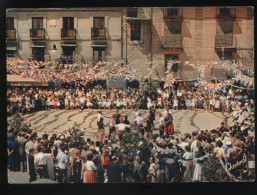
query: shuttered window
[
  {"left": 63, "top": 17, "right": 74, "bottom": 29},
  {"left": 131, "top": 21, "right": 141, "bottom": 41},
  {"left": 220, "top": 7, "right": 231, "bottom": 16},
  {"left": 165, "top": 21, "right": 181, "bottom": 34},
  {"left": 216, "top": 21, "right": 233, "bottom": 47},
  {"left": 6, "top": 17, "right": 14, "bottom": 29},
  {"left": 217, "top": 51, "right": 233, "bottom": 60},
  {"left": 32, "top": 17, "right": 43, "bottom": 29},
  {"left": 93, "top": 47, "right": 106, "bottom": 62},
  {"left": 167, "top": 8, "right": 178, "bottom": 16},
  {"left": 93, "top": 17, "right": 105, "bottom": 28}
]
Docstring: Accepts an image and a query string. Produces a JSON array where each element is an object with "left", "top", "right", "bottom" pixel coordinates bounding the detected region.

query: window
[
  {"left": 131, "top": 21, "right": 141, "bottom": 41},
  {"left": 166, "top": 21, "right": 181, "bottom": 34},
  {"left": 127, "top": 8, "right": 137, "bottom": 17},
  {"left": 6, "top": 50, "right": 15, "bottom": 58},
  {"left": 6, "top": 17, "right": 14, "bottom": 29},
  {"left": 32, "top": 48, "right": 45, "bottom": 62},
  {"left": 167, "top": 8, "right": 178, "bottom": 16},
  {"left": 217, "top": 51, "right": 233, "bottom": 60},
  {"left": 63, "top": 17, "right": 74, "bottom": 29},
  {"left": 32, "top": 17, "right": 43, "bottom": 29},
  {"left": 93, "top": 17, "right": 105, "bottom": 29},
  {"left": 247, "top": 7, "right": 254, "bottom": 18},
  {"left": 93, "top": 47, "right": 106, "bottom": 62},
  {"left": 165, "top": 55, "right": 179, "bottom": 72},
  {"left": 220, "top": 7, "right": 231, "bottom": 16},
  {"left": 62, "top": 47, "right": 75, "bottom": 59}
]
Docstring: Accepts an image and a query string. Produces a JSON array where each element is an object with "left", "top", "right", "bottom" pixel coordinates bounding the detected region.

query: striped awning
[
  {"left": 6, "top": 41, "right": 17, "bottom": 50},
  {"left": 91, "top": 41, "right": 107, "bottom": 47},
  {"left": 30, "top": 42, "right": 46, "bottom": 47},
  {"left": 61, "top": 41, "right": 76, "bottom": 47}
]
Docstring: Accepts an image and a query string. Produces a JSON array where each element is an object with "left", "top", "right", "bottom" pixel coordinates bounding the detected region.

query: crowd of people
[
  {"left": 7, "top": 83, "right": 255, "bottom": 183},
  {"left": 7, "top": 82, "right": 255, "bottom": 117}
]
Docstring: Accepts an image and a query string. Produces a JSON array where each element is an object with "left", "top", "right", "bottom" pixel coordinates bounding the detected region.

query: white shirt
[
  {"left": 97, "top": 114, "right": 102, "bottom": 122},
  {"left": 178, "top": 142, "right": 189, "bottom": 151},
  {"left": 159, "top": 117, "right": 165, "bottom": 126},
  {"left": 110, "top": 118, "right": 116, "bottom": 126},
  {"left": 133, "top": 111, "right": 139, "bottom": 119},
  {"left": 134, "top": 116, "right": 144, "bottom": 125},
  {"left": 84, "top": 161, "right": 97, "bottom": 171},
  {"left": 34, "top": 152, "right": 52, "bottom": 165},
  {"left": 163, "top": 110, "right": 171, "bottom": 117},
  {"left": 57, "top": 151, "right": 69, "bottom": 169},
  {"left": 115, "top": 123, "right": 130, "bottom": 132}
]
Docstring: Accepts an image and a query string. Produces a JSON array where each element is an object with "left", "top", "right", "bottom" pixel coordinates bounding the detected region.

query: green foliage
[
  {"left": 202, "top": 153, "right": 230, "bottom": 182},
  {"left": 121, "top": 131, "right": 151, "bottom": 159},
  {"left": 8, "top": 112, "right": 30, "bottom": 133},
  {"left": 68, "top": 123, "right": 86, "bottom": 148}
]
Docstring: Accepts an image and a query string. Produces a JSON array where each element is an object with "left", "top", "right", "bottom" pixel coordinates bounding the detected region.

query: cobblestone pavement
[{"left": 20, "top": 109, "right": 231, "bottom": 141}]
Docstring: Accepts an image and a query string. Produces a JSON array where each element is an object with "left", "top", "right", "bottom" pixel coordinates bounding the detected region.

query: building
[{"left": 6, "top": 7, "right": 254, "bottom": 82}]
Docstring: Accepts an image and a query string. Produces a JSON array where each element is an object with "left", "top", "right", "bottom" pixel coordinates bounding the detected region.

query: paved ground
[
  {"left": 7, "top": 109, "right": 232, "bottom": 184},
  {"left": 21, "top": 108, "right": 231, "bottom": 139}
]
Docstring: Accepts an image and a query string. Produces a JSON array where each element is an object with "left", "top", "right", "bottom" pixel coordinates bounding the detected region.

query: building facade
[{"left": 6, "top": 7, "right": 254, "bottom": 81}]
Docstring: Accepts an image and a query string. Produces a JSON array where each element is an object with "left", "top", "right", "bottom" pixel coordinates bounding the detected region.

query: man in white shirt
[
  {"left": 97, "top": 110, "right": 102, "bottom": 126},
  {"left": 134, "top": 112, "right": 144, "bottom": 135},
  {"left": 178, "top": 135, "right": 189, "bottom": 151},
  {"left": 79, "top": 96, "right": 86, "bottom": 110},
  {"left": 115, "top": 118, "right": 130, "bottom": 145},
  {"left": 109, "top": 114, "right": 116, "bottom": 142},
  {"left": 34, "top": 146, "right": 52, "bottom": 178},
  {"left": 57, "top": 146, "right": 69, "bottom": 183},
  {"left": 132, "top": 107, "right": 139, "bottom": 119}
]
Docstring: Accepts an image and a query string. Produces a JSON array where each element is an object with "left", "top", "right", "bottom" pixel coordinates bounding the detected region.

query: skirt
[
  {"left": 83, "top": 170, "right": 97, "bottom": 183},
  {"left": 165, "top": 123, "right": 174, "bottom": 135},
  {"left": 192, "top": 163, "right": 202, "bottom": 181},
  {"left": 97, "top": 129, "right": 105, "bottom": 144}
]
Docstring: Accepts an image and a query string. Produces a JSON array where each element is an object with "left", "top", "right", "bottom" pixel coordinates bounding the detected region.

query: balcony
[
  {"left": 162, "top": 35, "right": 183, "bottom": 50},
  {"left": 215, "top": 34, "right": 237, "bottom": 52},
  {"left": 91, "top": 28, "right": 106, "bottom": 40},
  {"left": 6, "top": 29, "right": 16, "bottom": 40},
  {"left": 61, "top": 29, "right": 76, "bottom": 40},
  {"left": 30, "top": 29, "right": 45, "bottom": 39}
]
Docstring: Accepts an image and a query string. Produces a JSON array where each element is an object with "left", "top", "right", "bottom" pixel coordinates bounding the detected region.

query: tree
[
  {"left": 68, "top": 123, "right": 86, "bottom": 148},
  {"left": 202, "top": 153, "right": 230, "bottom": 182},
  {"left": 8, "top": 112, "right": 31, "bottom": 133}
]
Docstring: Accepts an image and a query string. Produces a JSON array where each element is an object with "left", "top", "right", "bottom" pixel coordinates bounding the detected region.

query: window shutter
[{"left": 94, "top": 51, "right": 99, "bottom": 61}]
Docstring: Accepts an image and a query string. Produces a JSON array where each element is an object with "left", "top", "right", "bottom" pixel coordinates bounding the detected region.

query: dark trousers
[
  {"left": 159, "top": 126, "right": 164, "bottom": 137},
  {"left": 109, "top": 127, "right": 116, "bottom": 140},
  {"left": 58, "top": 168, "right": 67, "bottom": 183},
  {"left": 38, "top": 165, "right": 49, "bottom": 179},
  {"left": 19, "top": 154, "right": 27, "bottom": 172},
  {"left": 29, "top": 171, "right": 37, "bottom": 182},
  {"left": 9, "top": 155, "right": 15, "bottom": 171}
]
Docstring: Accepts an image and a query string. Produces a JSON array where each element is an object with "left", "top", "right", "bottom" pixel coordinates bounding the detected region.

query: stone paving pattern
[{"left": 22, "top": 109, "right": 232, "bottom": 140}]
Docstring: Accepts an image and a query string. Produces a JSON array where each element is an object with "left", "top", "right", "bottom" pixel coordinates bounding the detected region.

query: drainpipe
[
  {"left": 150, "top": 7, "right": 153, "bottom": 91},
  {"left": 121, "top": 8, "right": 123, "bottom": 66},
  {"left": 126, "top": 9, "right": 128, "bottom": 65}
]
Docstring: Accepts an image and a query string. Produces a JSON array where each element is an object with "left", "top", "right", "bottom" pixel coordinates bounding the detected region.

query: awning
[
  {"left": 91, "top": 41, "right": 107, "bottom": 47},
  {"left": 31, "top": 42, "right": 46, "bottom": 47},
  {"left": 61, "top": 41, "right": 76, "bottom": 47},
  {"left": 126, "top": 17, "right": 151, "bottom": 21},
  {"left": 6, "top": 41, "right": 17, "bottom": 50}
]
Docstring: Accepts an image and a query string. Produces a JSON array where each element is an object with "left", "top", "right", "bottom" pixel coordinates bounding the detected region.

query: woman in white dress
[
  {"left": 86, "top": 97, "right": 93, "bottom": 109},
  {"left": 215, "top": 97, "right": 221, "bottom": 112},
  {"left": 147, "top": 96, "right": 152, "bottom": 109},
  {"left": 65, "top": 96, "right": 70, "bottom": 109},
  {"left": 193, "top": 146, "right": 205, "bottom": 182},
  {"left": 157, "top": 96, "right": 162, "bottom": 109},
  {"left": 173, "top": 96, "right": 178, "bottom": 110},
  {"left": 191, "top": 97, "right": 196, "bottom": 111},
  {"left": 148, "top": 157, "right": 157, "bottom": 183}
]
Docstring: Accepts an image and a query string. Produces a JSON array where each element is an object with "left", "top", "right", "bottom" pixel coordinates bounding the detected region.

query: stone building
[{"left": 6, "top": 7, "right": 254, "bottom": 81}]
